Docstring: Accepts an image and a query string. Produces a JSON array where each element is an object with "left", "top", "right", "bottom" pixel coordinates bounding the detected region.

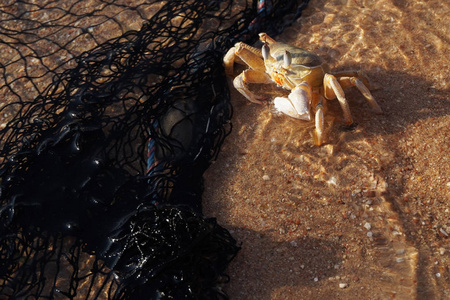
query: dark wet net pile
[{"left": 0, "top": 0, "right": 309, "bottom": 298}]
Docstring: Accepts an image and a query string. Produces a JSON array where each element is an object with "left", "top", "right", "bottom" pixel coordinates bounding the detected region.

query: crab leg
[
  {"left": 313, "top": 93, "right": 325, "bottom": 146},
  {"left": 235, "top": 43, "right": 266, "bottom": 71},
  {"left": 223, "top": 42, "right": 265, "bottom": 75},
  {"left": 223, "top": 46, "right": 238, "bottom": 75},
  {"left": 341, "top": 77, "right": 382, "bottom": 114},
  {"left": 323, "top": 73, "right": 353, "bottom": 125},
  {"left": 259, "top": 32, "right": 277, "bottom": 44},
  {"left": 234, "top": 69, "right": 271, "bottom": 104},
  {"left": 353, "top": 78, "right": 382, "bottom": 113},
  {"left": 333, "top": 71, "right": 382, "bottom": 114}
]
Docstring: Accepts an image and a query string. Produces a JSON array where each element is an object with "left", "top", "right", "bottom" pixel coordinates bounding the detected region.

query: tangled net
[{"left": 0, "top": 0, "right": 309, "bottom": 298}]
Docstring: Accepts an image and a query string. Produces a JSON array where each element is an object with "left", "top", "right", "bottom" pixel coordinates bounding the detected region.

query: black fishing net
[{"left": 0, "top": 0, "right": 309, "bottom": 298}]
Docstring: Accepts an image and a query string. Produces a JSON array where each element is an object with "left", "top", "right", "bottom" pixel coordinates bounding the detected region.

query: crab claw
[{"left": 274, "top": 82, "right": 312, "bottom": 121}]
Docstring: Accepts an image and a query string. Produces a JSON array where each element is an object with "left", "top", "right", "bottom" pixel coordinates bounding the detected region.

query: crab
[{"left": 223, "top": 33, "right": 382, "bottom": 146}]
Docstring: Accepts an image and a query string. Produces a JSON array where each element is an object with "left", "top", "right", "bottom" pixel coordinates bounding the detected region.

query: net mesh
[{"left": 0, "top": 0, "right": 309, "bottom": 298}]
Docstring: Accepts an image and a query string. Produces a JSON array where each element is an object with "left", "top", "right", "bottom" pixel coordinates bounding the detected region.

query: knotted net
[{"left": 0, "top": 0, "right": 309, "bottom": 298}]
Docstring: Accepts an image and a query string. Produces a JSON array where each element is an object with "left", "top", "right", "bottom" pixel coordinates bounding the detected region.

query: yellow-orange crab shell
[{"left": 262, "top": 43, "right": 330, "bottom": 91}]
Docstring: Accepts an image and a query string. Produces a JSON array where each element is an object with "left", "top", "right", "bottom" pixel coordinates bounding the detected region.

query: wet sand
[{"left": 203, "top": 0, "right": 450, "bottom": 299}]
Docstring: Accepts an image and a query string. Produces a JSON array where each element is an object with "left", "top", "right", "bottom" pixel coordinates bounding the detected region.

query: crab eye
[
  {"left": 262, "top": 43, "right": 270, "bottom": 60},
  {"left": 283, "top": 50, "right": 292, "bottom": 68}
]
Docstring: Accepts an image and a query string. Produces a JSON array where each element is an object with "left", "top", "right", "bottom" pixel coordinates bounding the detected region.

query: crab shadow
[{"left": 332, "top": 65, "right": 449, "bottom": 138}]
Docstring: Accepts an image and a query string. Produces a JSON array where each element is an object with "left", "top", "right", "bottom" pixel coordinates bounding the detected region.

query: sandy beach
[
  {"left": 203, "top": 0, "right": 450, "bottom": 299},
  {"left": 0, "top": 0, "right": 448, "bottom": 299}
]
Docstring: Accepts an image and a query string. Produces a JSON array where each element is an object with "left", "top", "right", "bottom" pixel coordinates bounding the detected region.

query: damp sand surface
[{"left": 203, "top": 0, "right": 450, "bottom": 299}]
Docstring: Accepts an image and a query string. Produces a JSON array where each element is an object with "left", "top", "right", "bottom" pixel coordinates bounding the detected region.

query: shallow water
[{"left": 204, "top": 0, "right": 449, "bottom": 299}]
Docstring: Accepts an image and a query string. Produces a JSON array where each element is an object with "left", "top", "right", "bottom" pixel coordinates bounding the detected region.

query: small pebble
[
  {"left": 328, "top": 177, "right": 337, "bottom": 185},
  {"left": 314, "top": 277, "right": 319, "bottom": 282},
  {"left": 436, "top": 273, "right": 441, "bottom": 278},
  {"left": 364, "top": 222, "right": 371, "bottom": 230},
  {"left": 367, "top": 231, "right": 373, "bottom": 238},
  {"left": 439, "top": 228, "right": 449, "bottom": 237},
  {"left": 339, "top": 283, "right": 349, "bottom": 289},
  {"left": 262, "top": 175, "right": 270, "bottom": 181}
]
